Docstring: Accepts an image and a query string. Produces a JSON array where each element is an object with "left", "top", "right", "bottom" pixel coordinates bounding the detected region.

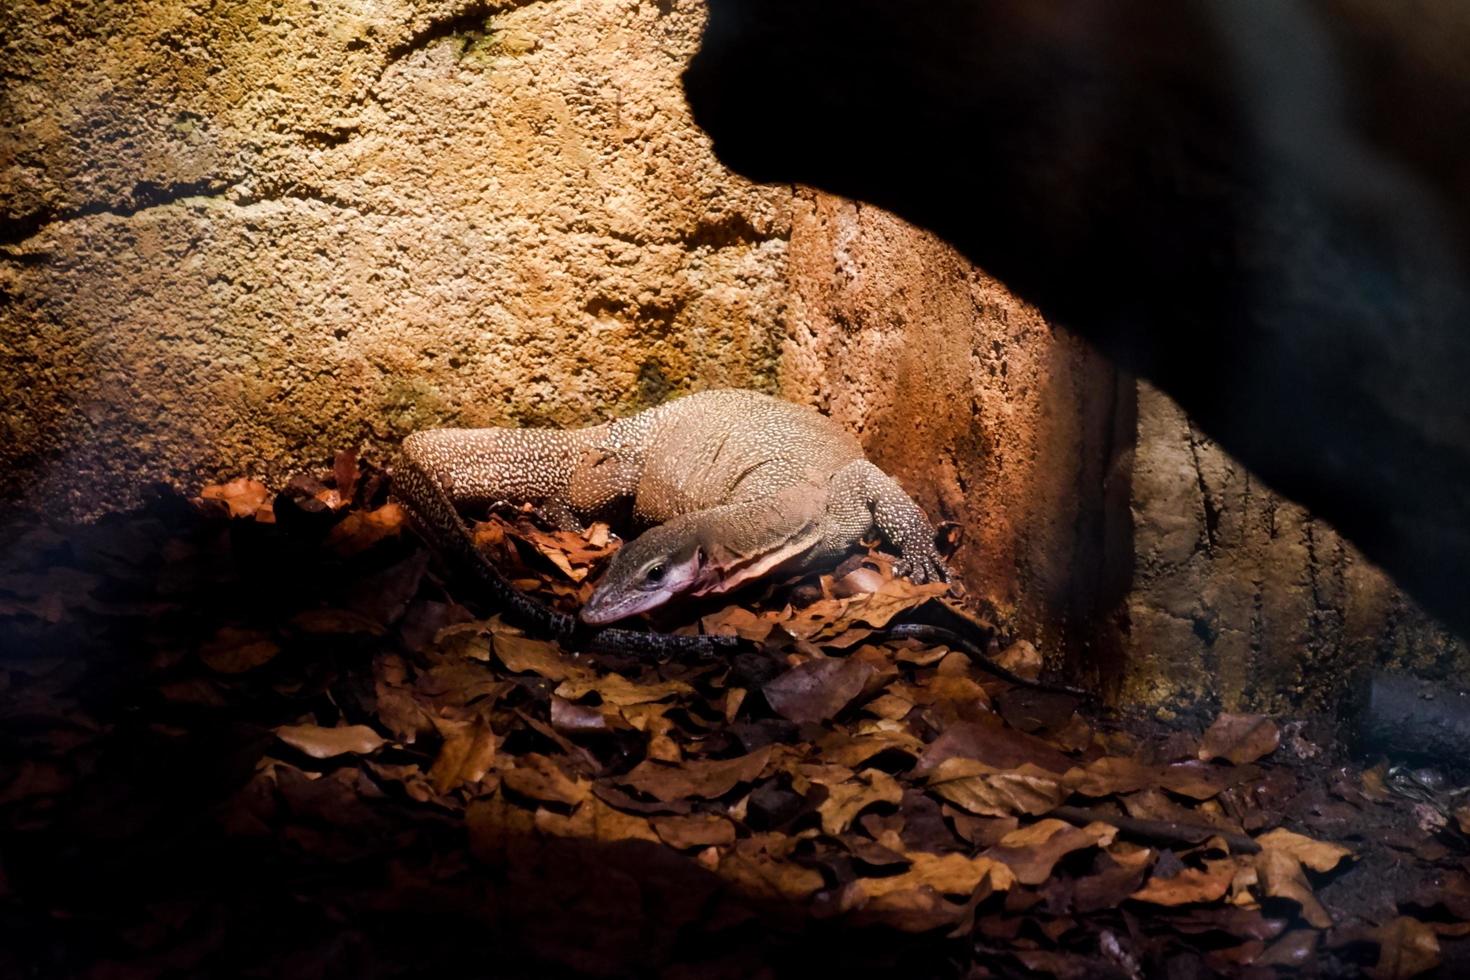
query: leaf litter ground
[{"left": 2, "top": 456, "right": 1469, "bottom": 978}]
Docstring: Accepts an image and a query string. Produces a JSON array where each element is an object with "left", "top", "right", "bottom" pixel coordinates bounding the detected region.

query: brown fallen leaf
[
  {"left": 1064, "top": 756, "right": 1158, "bottom": 797},
  {"left": 198, "top": 627, "right": 280, "bottom": 674},
  {"left": 701, "top": 605, "right": 779, "bottom": 643},
  {"left": 501, "top": 752, "right": 588, "bottom": 806},
  {"left": 1157, "top": 760, "right": 1258, "bottom": 800},
  {"left": 719, "top": 839, "right": 827, "bottom": 902},
  {"left": 1199, "top": 713, "right": 1281, "bottom": 765},
  {"left": 554, "top": 671, "right": 692, "bottom": 707},
  {"left": 857, "top": 851, "right": 1015, "bottom": 899},
  {"left": 492, "top": 632, "right": 586, "bottom": 682},
  {"left": 325, "top": 502, "right": 406, "bottom": 556},
  {"left": 651, "top": 812, "right": 737, "bottom": 849},
  {"left": 535, "top": 797, "right": 659, "bottom": 844},
  {"left": 926, "top": 758, "right": 1066, "bottom": 818},
  {"left": 1255, "top": 848, "right": 1332, "bottom": 928},
  {"left": 812, "top": 770, "right": 905, "bottom": 836},
  {"left": 1131, "top": 858, "right": 1238, "bottom": 905},
  {"left": 620, "top": 746, "right": 772, "bottom": 802},
  {"left": 1367, "top": 917, "right": 1441, "bottom": 980},
  {"left": 199, "top": 477, "right": 271, "bottom": 519},
  {"left": 550, "top": 696, "right": 608, "bottom": 733},
  {"left": 275, "top": 723, "right": 386, "bottom": 759},
  {"left": 918, "top": 719, "right": 1075, "bottom": 776},
  {"left": 1255, "top": 827, "right": 1354, "bottom": 872},
  {"left": 763, "top": 657, "right": 875, "bottom": 723},
  {"left": 429, "top": 716, "right": 500, "bottom": 793},
  {"left": 992, "top": 640, "right": 1043, "bottom": 682},
  {"left": 986, "top": 819, "right": 1115, "bottom": 885}
]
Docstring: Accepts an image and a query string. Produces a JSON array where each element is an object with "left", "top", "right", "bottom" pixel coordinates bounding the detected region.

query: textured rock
[
  {"left": 1127, "top": 383, "right": 1467, "bottom": 713},
  {"left": 781, "top": 192, "right": 1132, "bottom": 680},
  {"left": 1, "top": 0, "right": 790, "bottom": 515}
]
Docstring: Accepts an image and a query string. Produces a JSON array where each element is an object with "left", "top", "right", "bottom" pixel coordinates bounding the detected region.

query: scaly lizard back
[{"left": 395, "top": 390, "right": 949, "bottom": 628}]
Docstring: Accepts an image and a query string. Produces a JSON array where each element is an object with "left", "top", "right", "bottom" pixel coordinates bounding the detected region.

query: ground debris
[{"left": 0, "top": 461, "right": 1465, "bottom": 978}]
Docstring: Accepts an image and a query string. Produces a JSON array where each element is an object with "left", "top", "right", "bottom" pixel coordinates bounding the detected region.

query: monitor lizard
[
  {"left": 393, "top": 389, "right": 1091, "bottom": 696},
  {"left": 393, "top": 390, "right": 947, "bottom": 644}
]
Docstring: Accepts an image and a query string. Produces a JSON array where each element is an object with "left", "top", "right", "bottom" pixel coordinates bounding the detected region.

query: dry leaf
[
  {"left": 429, "top": 716, "right": 500, "bottom": 793},
  {"left": 651, "top": 813, "right": 737, "bottom": 849},
  {"left": 198, "top": 627, "right": 280, "bottom": 674},
  {"left": 764, "top": 657, "right": 875, "bottom": 723},
  {"left": 199, "top": 477, "right": 270, "bottom": 519},
  {"left": 1255, "top": 849, "right": 1331, "bottom": 928},
  {"left": 501, "top": 752, "right": 588, "bottom": 806},
  {"left": 1367, "top": 918, "right": 1441, "bottom": 980},
  {"left": 814, "top": 770, "right": 904, "bottom": 836},
  {"left": 535, "top": 797, "right": 659, "bottom": 844},
  {"left": 1255, "top": 827, "right": 1354, "bottom": 872},
  {"left": 275, "top": 723, "right": 386, "bottom": 759},
  {"left": 926, "top": 758, "right": 1066, "bottom": 817},
  {"left": 1198, "top": 713, "right": 1280, "bottom": 765},
  {"left": 857, "top": 851, "right": 1015, "bottom": 899},
  {"left": 493, "top": 633, "right": 585, "bottom": 682},
  {"left": 621, "top": 746, "right": 772, "bottom": 802},
  {"left": 987, "top": 819, "right": 1114, "bottom": 885},
  {"left": 325, "top": 502, "right": 405, "bottom": 556},
  {"left": 1131, "top": 859, "right": 1237, "bottom": 906}
]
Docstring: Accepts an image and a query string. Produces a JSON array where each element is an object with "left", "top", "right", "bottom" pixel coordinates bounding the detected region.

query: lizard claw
[{"left": 894, "top": 553, "right": 951, "bottom": 585}]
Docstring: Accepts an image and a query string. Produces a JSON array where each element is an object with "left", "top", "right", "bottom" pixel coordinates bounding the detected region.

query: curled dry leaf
[
  {"left": 429, "top": 716, "right": 500, "bottom": 793},
  {"left": 763, "top": 657, "right": 875, "bottom": 723},
  {"left": 549, "top": 695, "right": 608, "bottom": 733},
  {"left": 1254, "top": 827, "right": 1354, "bottom": 872},
  {"left": 651, "top": 812, "right": 737, "bottom": 849},
  {"left": 199, "top": 477, "right": 271, "bottom": 519},
  {"left": 620, "top": 746, "right": 772, "bottom": 802},
  {"left": 535, "top": 797, "right": 659, "bottom": 844},
  {"left": 325, "top": 502, "right": 406, "bottom": 556},
  {"left": 926, "top": 758, "right": 1066, "bottom": 818},
  {"left": 986, "top": 819, "right": 1116, "bottom": 885},
  {"left": 1065, "top": 756, "right": 1157, "bottom": 797},
  {"left": 555, "top": 671, "right": 693, "bottom": 707},
  {"left": 501, "top": 752, "right": 588, "bottom": 806},
  {"left": 919, "top": 719, "right": 1074, "bottom": 776},
  {"left": 492, "top": 633, "right": 584, "bottom": 682},
  {"left": 1367, "top": 917, "right": 1442, "bottom": 980},
  {"left": 1157, "top": 760, "right": 1257, "bottom": 800},
  {"left": 1130, "top": 858, "right": 1238, "bottom": 906},
  {"left": 275, "top": 723, "right": 386, "bottom": 760},
  {"left": 814, "top": 770, "right": 904, "bottom": 836},
  {"left": 198, "top": 627, "right": 280, "bottom": 674},
  {"left": 1255, "top": 849, "right": 1332, "bottom": 928},
  {"left": 719, "top": 843, "right": 826, "bottom": 902},
  {"left": 857, "top": 851, "right": 1015, "bottom": 900},
  {"left": 1199, "top": 713, "right": 1281, "bottom": 765}
]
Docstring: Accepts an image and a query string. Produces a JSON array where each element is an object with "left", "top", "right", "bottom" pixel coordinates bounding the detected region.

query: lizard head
[{"left": 580, "top": 521, "right": 711, "bottom": 624}]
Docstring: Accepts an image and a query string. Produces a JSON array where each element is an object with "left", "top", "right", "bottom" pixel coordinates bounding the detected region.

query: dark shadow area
[
  {"left": 3, "top": 467, "right": 1470, "bottom": 977},
  {"left": 683, "top": 0, "right": 1470, "bottom": 642}
]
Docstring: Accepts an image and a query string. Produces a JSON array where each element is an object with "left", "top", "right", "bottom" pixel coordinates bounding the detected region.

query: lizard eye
[{"left": 643, "top": 562, "right": 667, "bottom": 584}]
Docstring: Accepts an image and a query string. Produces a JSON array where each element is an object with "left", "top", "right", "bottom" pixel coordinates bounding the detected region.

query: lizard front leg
[{"left": 824, "top": 460, "right": 951, "bottom": 584}]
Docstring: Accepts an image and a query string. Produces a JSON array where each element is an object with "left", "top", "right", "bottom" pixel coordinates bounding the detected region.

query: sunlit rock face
[{"left": 0, "top": 0, "right": 791, "bottom": 516}]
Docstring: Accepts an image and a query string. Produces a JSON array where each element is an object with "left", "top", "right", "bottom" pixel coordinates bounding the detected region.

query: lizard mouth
[{"left": 580, "top": 586, "right": 679, "bottom": 625}]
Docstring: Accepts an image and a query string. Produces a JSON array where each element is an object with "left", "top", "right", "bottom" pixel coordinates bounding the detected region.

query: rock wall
[
  {"left": 0, "top": 0, "right": 790, "bottom": 516},
  {"left": 780, "top": 193, "right": 1133, "bottom": 682},
  {"left": 1, "top": 0, "right": 1459, "bottom": 707},
  {"left": 1126, "top": 383, "right": 1468, "bottom": 714}
]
